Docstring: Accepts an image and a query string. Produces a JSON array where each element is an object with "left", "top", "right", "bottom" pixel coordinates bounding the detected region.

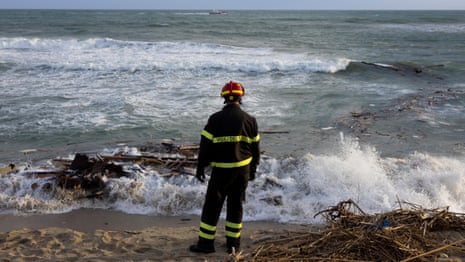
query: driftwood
[
  {"left": 0, "top": 163, "right": 18, "bottom": 175},
  {"left": 3, "top": 142, "right": 200, "bottom": 198},
  {"left": 260, "top": 130, "right": 290, "bottom": 134},
  {"left": 246, "top": 199, "right": 465, "bottom": 261}
]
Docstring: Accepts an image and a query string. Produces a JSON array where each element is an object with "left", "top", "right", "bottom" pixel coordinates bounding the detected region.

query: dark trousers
[{"left": 198, "top": 166, "right": 249, "bottom": 246}]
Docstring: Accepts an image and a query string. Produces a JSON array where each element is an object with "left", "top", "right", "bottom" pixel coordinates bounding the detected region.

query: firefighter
[{"left": 190, "top": 80, "right": 260, "bottom": 254}]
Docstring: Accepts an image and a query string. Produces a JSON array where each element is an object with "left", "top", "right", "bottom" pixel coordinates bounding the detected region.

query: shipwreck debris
[
  {"left": 5, "top": 142, "right": 200, "bottom": 198},
  {"left": 0, "top": 163, "right": 17, "bottom": 175}
]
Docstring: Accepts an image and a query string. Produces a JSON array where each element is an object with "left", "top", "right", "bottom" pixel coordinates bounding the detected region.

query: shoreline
[
  {"left": 0, "top": 209, "right": 200, "bottom": 233},
  {"left": 0, "top": 208, "right": 318, "bottom": 233},
  {"left": 0, "top": 208, "right": 322, "bottom": 261}
]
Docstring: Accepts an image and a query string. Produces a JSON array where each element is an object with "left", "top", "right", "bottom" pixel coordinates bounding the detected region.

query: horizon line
[{"left": 0, "top": 8, "right": 464, "bottom": 11}]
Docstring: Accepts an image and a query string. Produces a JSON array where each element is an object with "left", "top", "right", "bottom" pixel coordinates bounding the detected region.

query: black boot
[
  {"left": 190, "top": 238, "right": 215, "bottom": 253},
  {"left": 226, "top": 237, "right": 240, "bottom": 254}
]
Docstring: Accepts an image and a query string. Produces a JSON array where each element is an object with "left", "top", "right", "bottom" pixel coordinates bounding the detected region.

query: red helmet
[{"left": 221, "top": 81, "right": 245, "bottom": 99}]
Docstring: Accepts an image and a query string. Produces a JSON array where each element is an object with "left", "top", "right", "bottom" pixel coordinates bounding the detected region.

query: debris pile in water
[{"left": 0, "top": 141, "right": 199, "bottom": 198}]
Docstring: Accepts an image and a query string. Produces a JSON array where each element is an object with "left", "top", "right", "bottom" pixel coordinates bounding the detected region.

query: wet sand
[{"left": 0, "top": 209, "right": 320, "bottom": 261}]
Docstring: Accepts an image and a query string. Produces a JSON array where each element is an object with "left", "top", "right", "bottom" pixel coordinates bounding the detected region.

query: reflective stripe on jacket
[{"left": 197, "top": 104, "right": 260, "bottom": 172}]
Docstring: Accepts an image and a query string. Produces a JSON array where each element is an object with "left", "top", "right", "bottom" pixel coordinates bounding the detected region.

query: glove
[
  {"left": 196, "top": 167, "right": 205, "bottom": 183},
  {"left": 249, "top": 170, "right": 256, "bottom": 181}
]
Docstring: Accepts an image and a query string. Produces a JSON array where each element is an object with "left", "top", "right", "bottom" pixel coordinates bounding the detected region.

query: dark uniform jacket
[{"left": 197, "top": 104, "right": 260, "bottom": 178}]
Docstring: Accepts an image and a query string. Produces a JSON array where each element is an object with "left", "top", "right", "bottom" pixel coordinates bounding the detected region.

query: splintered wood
[
  {"left": 247, "top": 199, "right": 465, "bottom": 261},
  {"left": 2, "top": 142, "right": 200, "bottom": 198}
]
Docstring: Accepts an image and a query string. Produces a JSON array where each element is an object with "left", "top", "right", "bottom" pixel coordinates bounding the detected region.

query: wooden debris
[
  {"left": 5, "top": 142, "right": 200, "bottom": 198},
  {"left": 260, "top": 130, "right": 290, "bottom": 134},
  {"left": 0, "top": 164, "right": 18, "bottom": 175},
  {"left": 246, "top": 199, "right": 465, "bottom": 261}
]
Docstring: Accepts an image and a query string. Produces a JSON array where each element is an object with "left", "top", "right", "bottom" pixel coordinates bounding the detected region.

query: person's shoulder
[
  {"left": 208, "top": 109, "right": 223, "bottom": 120},
  {"left": 240, "top": 108, "right": 256, "bottom": 119}
]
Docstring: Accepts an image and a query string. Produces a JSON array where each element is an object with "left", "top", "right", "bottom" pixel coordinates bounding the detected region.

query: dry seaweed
[{"left": 246, "top": 199, "right": 465, "bottom": 261}]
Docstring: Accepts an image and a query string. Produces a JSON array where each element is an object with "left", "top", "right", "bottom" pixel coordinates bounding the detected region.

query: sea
[{"left": 1, "top": 10, "right": 465, "bottom": 224}]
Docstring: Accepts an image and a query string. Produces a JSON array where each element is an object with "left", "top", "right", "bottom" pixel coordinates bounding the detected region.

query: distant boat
[{"left": 209, "top": 10, "right": 227, "bottom": 15}]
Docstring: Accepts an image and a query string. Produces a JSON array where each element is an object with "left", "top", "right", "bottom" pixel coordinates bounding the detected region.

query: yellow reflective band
[
  {"left": 252, "top": 134, "right": 260, "bottom": 142},
  {"left": 199, "top": 231, "right": 216, "bottom": 240},
  {"left": 200, "top": 222, "right": 217, "bottom": 231},
  {"left": 201, "top": 130, "right": 214, "bottom": 141},
  {"left": 213, "top": 135, "right": 259, "bottom": 144},
  {"left": 225, "top": 231, "right": 241, "bottom": 238},
  {"left": 221, "top": 90, "right": 243, "bottom": 96},
  {"left": 202, "top": 131, "right": 260, "bottom": 144},
  {"left": 210, "top": 157, "right": 252, "bottom": 168},
  {"left": 225, "top": 221, "right": 242, "bottom": 229}
]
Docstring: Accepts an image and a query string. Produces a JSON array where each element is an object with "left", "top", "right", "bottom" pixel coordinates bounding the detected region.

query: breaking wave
[
  {"left": 1, "top": 37, "right": 350, "bottom": 74},
  {"left": 1, "top": 136, "right": 464, "bottom": 224}
]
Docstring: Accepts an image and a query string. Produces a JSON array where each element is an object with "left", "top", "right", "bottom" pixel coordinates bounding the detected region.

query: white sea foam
[
  {"left": 1, "top": 37, "right": 350, "bottom": 74},
  {"left": 246, "top": 137, "right": 465, "bottom": 223},
  {"left": 1, "top": 136, "right": 464, "bottom": 224},
  {"left": 0, "top": 37, "right": 353, "bottom": 140}
]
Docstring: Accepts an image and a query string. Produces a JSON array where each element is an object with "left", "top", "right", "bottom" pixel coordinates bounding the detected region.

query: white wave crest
[
  {"left": 1, "top": 37, "right": 350, "bottom": 74},
  {"left": 2, "top": 137, "right": 465, "bottom": 224},
  {"left": 245, "top": 136, "right": 465, "bottom": 224}
]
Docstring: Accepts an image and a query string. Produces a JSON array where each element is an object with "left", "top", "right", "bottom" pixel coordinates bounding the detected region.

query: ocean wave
[
  {"left": 1, "top": 137, "right": 464, "bottom": 223},
  {"left": 342, "top": 60, "right": 448, "bottom": 81},
  {"left": 1, "top": 37, "right": 350, "bottom": 74},
  {"left": 377, "top": 23, "right": 465, "bottom": 33},
  {"left": 174, "top": 12, "right": 210, "bottom": 16},
  {"left": 0, "top": 37, "right": 124, "bottom": 50},
  {"left": 0, "top": 62, "right": 16, "bottom": 72}
]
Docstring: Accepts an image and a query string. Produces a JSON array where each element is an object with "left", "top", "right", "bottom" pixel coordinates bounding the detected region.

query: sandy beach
[{"left": 0, "top": 209, "right": 319, "bottom": 261}]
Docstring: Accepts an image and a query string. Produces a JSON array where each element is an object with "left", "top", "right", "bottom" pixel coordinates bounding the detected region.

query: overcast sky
[{"left": 0, "top": 0, "right": 464, "bottom": 10}]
